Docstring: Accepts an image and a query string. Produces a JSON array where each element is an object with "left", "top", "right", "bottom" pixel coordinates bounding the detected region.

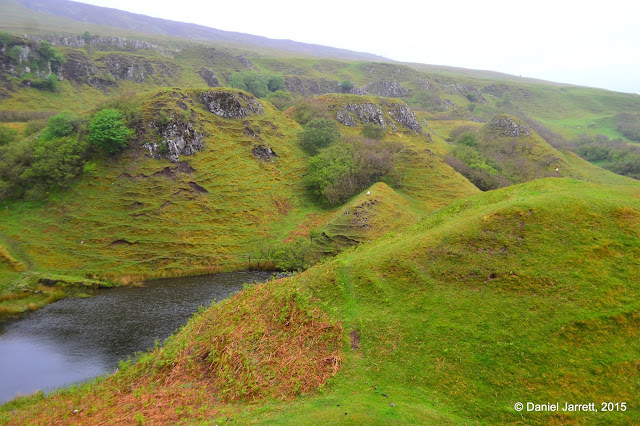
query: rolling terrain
[{"left": 0, "top": 0, "right": 639, "bottom": 423}]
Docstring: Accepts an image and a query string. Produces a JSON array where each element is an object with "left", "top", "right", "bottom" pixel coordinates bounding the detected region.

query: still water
[{"left": 0, "top": 271, "right": 272, "bottom": 404}]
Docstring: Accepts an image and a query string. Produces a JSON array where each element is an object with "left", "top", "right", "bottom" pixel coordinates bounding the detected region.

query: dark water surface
[{"left": 0, "top": 271, "right": 272, "bottom": 404}]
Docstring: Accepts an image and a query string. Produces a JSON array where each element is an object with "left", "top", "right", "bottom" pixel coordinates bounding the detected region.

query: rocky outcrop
[
  {"left": 26, "top": 35, "right": 170, "bottom": 55},
  {"left": 343, "top": 103, "right": 386, "bottom": 128},
  {"left": 62, "top": 51, "right": 116, "bottom": 89},
  {"left": 387, "top": 104, "right": 422, "bottom": 133},
  {"left": 333, "top": 100, "right": 422, "bottom": 133},
  {"left": 143, "top": 119, "right": 204, "bottom": 163},
  {"left": 364, "top": 79, "right": 409, "bottom": 97},
  {"left": 198, "top": 68, "right": 220, "bottom": 87},
  {"left": 489, "top": 115, "right": 531, "bottom": 137},
  {"left": 252, "top": 145, "right": 278, "bottom": 161},
  {"left": 284, "top": 76, "right": 340, "bottom": 95},
  {"left": 101, "top": 54, "right": 178, "bottom": 84},
  {"left": 198, "top": 90, "right": 264, "bottom": 118},
  {"left": 335, "top": 109, "right": 356, "bottom": 127}
]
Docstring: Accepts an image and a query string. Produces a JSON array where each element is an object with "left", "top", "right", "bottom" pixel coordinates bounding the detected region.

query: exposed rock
[
  {"left": 152, "top": 162, "right": 196, "bottom": 178},
  {"left": 198, "top": 90, "right": 264, "bottom": 118},
  {"left": 236, "top": 56, "right": 254, "bottom": 70},
  {"left": 144, "top": 119, "right": 204, "bottom": 163},
  {"left": 364, "top": 79, "right": 409, "bottom": 97},
  {"left": 101, "top": 54, "right": 177, "bottom": 84},
  {"left": 27, "top": 35, "right": 170, "bottom": 55},
  {"left": 387, "top": 104, "right": 422, "bottom": 133},
  {"left": 188, "top": 181, "right": 208, "bottom": 193},
  {"left": 335, "top": 109, "right": 357, "bottom": 127},
  {"left": 62, "top": 51, "right": 117, "bottom": 89},
  {"left": 198, "top": 68, "right": 220, "bottom": 87},
  {"left": 252, "top": 145, "right": 278, "bottom": 161},
  {"left": 343, "top": 103, "right": 386, "bottom": 128},
  {"left": 489, "top": 115, "right": 531, "bottom": 137},
  {"left": 284, "top": 76, "right": 340, "bottom": 95},
  {"left": 244, "top": 124, "right": 261, "bottom": 139}
]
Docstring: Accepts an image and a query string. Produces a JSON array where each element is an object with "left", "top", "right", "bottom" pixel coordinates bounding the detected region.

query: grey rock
[
  {"left": 252, "top": 145, "right": 278, "bottom": 161},
  {"left": 388, "top": 104, "right": 422, "bottom": 133},
  {"left": 335, "top": 109, "right": 357, "bottom": 127},
  {"left": 198, "top": 68, "right": 220, "bottom": 87},
  {"left": 144, "top": 119, "right": 204, "bottom": 163},
  {"left": 198, "top": 90, "right": 264, "bottom": 118},
  {"left": 489, "top": 115, "right": 531, "bottom": 137},
  {"left": 364, "top": 79, "right": 409, "bottom": 97},
  {"left": 284, "top": 76, "right": 341, "bottom": 95},
  {"left": 344, "top": 103, "right": 386, "bottom": 128}
]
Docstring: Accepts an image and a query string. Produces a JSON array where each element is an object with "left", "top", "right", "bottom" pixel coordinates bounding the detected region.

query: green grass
[{"left": 4, "top": 178, "right": 638, "bottom": 424}]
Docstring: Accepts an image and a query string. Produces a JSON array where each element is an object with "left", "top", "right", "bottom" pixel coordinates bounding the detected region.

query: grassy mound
[
  {"left": 315, "top": 182, "right": 418, "bottom": 254},
  {"left": 4, "top": 178, "right": 639, "bottom": 423}
]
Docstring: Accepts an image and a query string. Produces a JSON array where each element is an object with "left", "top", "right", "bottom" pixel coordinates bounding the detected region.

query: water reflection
[{"left": 0, "top": 271, "right": 272, "bottom": 403}]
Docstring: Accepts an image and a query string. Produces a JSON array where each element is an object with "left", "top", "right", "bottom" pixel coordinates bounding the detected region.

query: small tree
[
  {"left": 267, "top": 75, "right": 285, "bottom": 92},
  {"left": 88, "top": 108, "right": 133, "bottom": 154},
  {"left": 299, "top": 119, "right": 339, "bottom": 155},
  {"left": 41, "top": 112, "right": 77, "bottom": 140},
  {"left": 340, "top": 80, "right": 355, "bottom": 93}
]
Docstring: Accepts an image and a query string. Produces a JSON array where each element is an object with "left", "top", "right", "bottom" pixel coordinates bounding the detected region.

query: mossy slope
[{"left": 4, "top": 178, "right": 639, "bottom": 424}]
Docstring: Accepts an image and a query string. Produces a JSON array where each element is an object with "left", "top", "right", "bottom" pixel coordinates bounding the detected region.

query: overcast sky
[{"left": 77, "top": 0, "right": 640, "bottom": 94}]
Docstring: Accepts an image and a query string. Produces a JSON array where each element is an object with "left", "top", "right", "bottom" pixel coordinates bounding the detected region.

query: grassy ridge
[{"left": 4, "top": 178, "right": 638, "bottom": 423}]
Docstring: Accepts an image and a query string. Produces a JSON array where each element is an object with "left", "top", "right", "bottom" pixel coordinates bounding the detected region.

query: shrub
[
  {"left": 299, "top": 119, "right": 340, "bottom": 155},
  {"left": 306, "top": 137, "right": 402, "bottom": 205},
  {"left": 20, "top": 136, "right": 88, "bottom": 190},
  {"left": 0, "top": 32, "right": 11, "bottom": 49},
  {"left": 361, "top": 123, "right": 384, "bottom": 140},
  {"left": 0, "top": 126, "right": 18, "bottom": 146},
  {"left": 41, "top": 112, "right": 78, "bottom": 141},
  {"left": 266, "top": 90, "right": 293, "bottom": 110},
  {"left": 290, "top": 99, "right": 330, "bottom": 124},
  {"left": 340, "top": 80, "right": 355, "bottom": 93},
  {"left": 98, "top": 91, "right": 143, "bottom": 129},
  {"left": 267, "top": 75, "right": 285, "bottom": 92},
  {"left": 87, "top": 108, "right": 133, "bottom": 154},
  {"left": 229, "top": 71, "right": 269, "bottom": 98},
  {"left": 458, "top": 133, "right": 478, "bottom": 147}
]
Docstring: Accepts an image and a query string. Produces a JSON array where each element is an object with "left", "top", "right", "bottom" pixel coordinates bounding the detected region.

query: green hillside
[
  {"left": 0, "top": 1, "right": 639, "bottom": 423},
  {"left": 4, "top": 179, "right": 639, "bottom": 424}
]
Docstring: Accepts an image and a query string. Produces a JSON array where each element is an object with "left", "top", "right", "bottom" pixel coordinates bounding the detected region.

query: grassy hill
[
  {"left": 0, "top": 1, "right": 639, "bottom": 422},
  {"left": 3, "top": 178, "right": 639, "bottom": 424}
]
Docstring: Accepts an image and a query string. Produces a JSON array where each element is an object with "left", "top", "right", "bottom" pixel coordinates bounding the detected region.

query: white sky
[{"left": 77, "top": 0, "right": 640, "bottom": 94}]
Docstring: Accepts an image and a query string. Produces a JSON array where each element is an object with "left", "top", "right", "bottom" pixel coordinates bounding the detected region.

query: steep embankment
[{"left": 4, "top": 178, "right": 639, "bottom": 424}]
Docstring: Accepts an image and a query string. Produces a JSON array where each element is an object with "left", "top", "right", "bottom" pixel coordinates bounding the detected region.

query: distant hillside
[{"left": 11, "top": 0, "right": 388, "bottom": 61}]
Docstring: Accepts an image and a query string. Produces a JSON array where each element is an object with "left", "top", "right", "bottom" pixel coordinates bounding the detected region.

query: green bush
[
  {"left": 20, "top": 136, "right": 88, "bottom": 190},
  {"left": 268, "top": 75, "right": 285, "bottom": 92},
  {"left": 341, "top": 80, "right": 355, "bottom": 93},
  {"left": 306, "top": 138, "right": 401, "bottom": 205},
  {"left": 41, "top": 112, "right": 78, "bottom": 141},
  {"left": 458, "top": 133, "right": 478, "bottom": 147},
  {"left": 290, "top": 99, "right": 330, "bottom": 124},
  {"left": 266, "top": 90, "right": 293, "bottom": 110},
  {"left": 0, "top": 126, "right": 18, "bottom": 146},
  {"left": 299, "top": 119, "right": 339, "bottom": 155},
  {"left": 230, "top": 71, "right": 268, "bottom": 98},
  {"left": 361, "top": 123, "right": 384, "bottom": 140},
  {"left": 88, "top": 108, "right": 133, "bottom": 154}
]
